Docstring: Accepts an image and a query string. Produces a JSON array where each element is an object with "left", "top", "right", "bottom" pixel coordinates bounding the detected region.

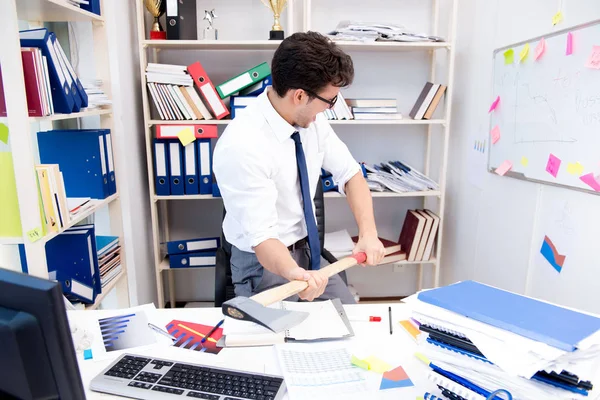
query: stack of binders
[
  {"left": 166, "top": 237, "right": 220, "bottom": 269},
  {"left": 406, "top": 281, "right": 600, "bottom": 399}
]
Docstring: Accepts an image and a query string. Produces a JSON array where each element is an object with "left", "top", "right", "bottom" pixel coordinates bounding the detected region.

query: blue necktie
[{"left": 291, "top": 131, "right": 321, "bottom": 270}]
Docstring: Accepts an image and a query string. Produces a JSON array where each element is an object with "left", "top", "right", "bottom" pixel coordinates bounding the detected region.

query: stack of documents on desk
[
  {"left": 362, "top": 161, "right": 439, "bottom": 193},
  {"left": 405, "top": 281, "right": 600, "bottom": 399}
]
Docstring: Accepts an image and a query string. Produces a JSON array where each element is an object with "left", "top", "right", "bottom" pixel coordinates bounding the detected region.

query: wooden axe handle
[{"left": 250, "top": 248, "right": 395, "bottom": 307}]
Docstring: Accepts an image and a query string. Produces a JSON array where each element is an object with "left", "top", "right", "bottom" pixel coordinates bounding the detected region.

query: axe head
[{"left": 222, "top": 297, "right": 309, "bottom": 333}]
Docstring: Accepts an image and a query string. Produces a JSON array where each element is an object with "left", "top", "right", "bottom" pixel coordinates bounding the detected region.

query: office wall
[{"left": 443, "top": 0, "right": 600, "bottom": 313}]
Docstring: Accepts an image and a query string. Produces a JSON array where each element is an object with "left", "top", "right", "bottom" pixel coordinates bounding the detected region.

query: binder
[
  {"left": 197, "top": 139, "right": 212, "bottom": 194},
  {"left": 169, "top": 250, "right": 217, "bottom": 268},
  {"left": 153, "top": 138, "right": 170, "bottom": 196},
  {"left": 52, "top": 32, "right": 88, "bottom": 108},
  {"left": 166, "top": 237, "right": 220, "bottom": 255},
  {"left": 187, "top": 61, "right": 230, "bottom": 120},
  {"left": 216, "top": 62, "right": 271, "bottom": 99},
  {"left": 166, "top": 0, "right": 180, "bottom": 39},
  {"left": 418, "top": 280, "right": 600, "bottom": 352},
  {"left": 156, "top": 124, "right": 218, "bottom": 140},
  {"left": 63, "top": 224, "right": 101, "bottom": 297},
  {"left": 20, "top": 28, "right": 75, "bottom": 114},
  {"left": 230, "top": 96, "right": 259, "bottom": 119},
  {"left": 321, "top": 175, "right": 337, "bottom": 192},
  {"left": 103, "top": 131, "right": 117, "bottom": 195},
  {"left": 80, "top": 0, "right": 101, "bottom": 15},
  {"left": 239, "top": 75, "right": 272, "bottom": 96},
  {"left": 37, "top": 129, "right": 110, "bottom": 199},
  {"left": 183, "top": 140, "right": 199, "bottom": 194},
  {"left": 169, "top": 141, "right": 184, "bottom": 195},
  {"left": 49, "top": 33, "right": 81, "bottom": 112}
]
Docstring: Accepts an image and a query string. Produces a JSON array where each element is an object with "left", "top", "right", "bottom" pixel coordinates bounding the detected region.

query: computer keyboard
[{"left": 90, "top": 354, "right": 286, "bottom": 400}]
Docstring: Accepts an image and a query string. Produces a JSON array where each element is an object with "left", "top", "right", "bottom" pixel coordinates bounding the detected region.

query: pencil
[
  {"left": 388, "top": 307, "right": 393, "bottom": 335},
  {"left": 201, "top": 319, "right": 224, "bottom": 343}
]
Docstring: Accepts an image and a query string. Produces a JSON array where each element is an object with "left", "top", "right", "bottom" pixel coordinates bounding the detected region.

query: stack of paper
[
  {"left": 405, "top": 281, "right": 600, "bottom": 399},
  {"left": 363, "top": 161, "right": 438, "bottom": 194},
  {"left": 324, "top": 229, "right": 355, "bottom": 259},
  {"left": 327, "top": 21, "right": 445, "bottom": 43}
]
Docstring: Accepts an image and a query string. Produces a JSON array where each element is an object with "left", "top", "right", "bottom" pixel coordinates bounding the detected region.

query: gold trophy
[
  {"left": 261, "top": 0, "right": 288, "bottom": 40},
  {"left": 144, "top": 0, "right": 167, "bottom": 40}
]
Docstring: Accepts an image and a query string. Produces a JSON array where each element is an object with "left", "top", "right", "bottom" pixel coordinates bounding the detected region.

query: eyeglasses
[{"left": 303, "top": 89, "right": 338, "bottom": 109}]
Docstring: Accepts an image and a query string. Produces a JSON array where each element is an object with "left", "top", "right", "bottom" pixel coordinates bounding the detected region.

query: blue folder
[
  {"left": 169, "top": 250, "right": 217, "bottom": 268},
  {"left": 239, "top": 75, "right": 272, "bottom": 96},
  {"left": 49, "top": 32, "right": 87, "bottom": 109},
  {"left": 166, "top": 237, "right": 220, "bottom": 255},
  {"left": 418, "top": 280, "right": 600, "bottom": 351},
  {"left": 153, "top": 138, "right": 170, "bottom": 196},
  {"left": 183, "top": 141, "right": 199, "bottom": 195},
  {"left": 102, "top": 131, "right": 116, "bottom": 195},
  {"left": 80, "top": 0, "right": 101, "bottom": 15},
  {"left": 168, "top": 141, "right": 184, "bottom": 195},
  {"left": 197, "top": 139, "right": 212, "bottom": 195}
]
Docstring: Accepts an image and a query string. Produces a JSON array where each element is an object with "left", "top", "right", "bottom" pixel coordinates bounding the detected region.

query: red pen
[{"left": 350, "top": 316, "right": 381, "bottom": 322}]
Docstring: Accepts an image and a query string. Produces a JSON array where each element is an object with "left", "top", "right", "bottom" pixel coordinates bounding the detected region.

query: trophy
[
  {"left": 144, "top": 0, "right": 166, "bottom": 40},
  {"left": 261, "top": 0, "right": 288, "bottom": 40},
  {"left": 202, "top": 9, "right": 218, "bottom": 40}
]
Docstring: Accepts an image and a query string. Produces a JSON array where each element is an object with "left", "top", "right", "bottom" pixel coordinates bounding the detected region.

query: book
[
  {"left": 398, "top": 210, "right": 427, "bottom": 262},
  {"left": 423, "top": 84, "right": 447, "bottom": 119},
  {"left": 409, "top": 82, "right": 440, "bottom": 119}
]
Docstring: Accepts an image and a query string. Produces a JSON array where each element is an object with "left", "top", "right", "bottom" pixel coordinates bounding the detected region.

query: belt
[{"left": 287, "top": 237, "right": 308, "bottom": 251}]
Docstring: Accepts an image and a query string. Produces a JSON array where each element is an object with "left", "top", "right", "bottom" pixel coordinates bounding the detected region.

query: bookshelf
[
  {"left": 136, "top": 1, "right": 457, "bottom": 307},
  {"left": 0, "top": 0, "right": 130, "bottom": 309}
]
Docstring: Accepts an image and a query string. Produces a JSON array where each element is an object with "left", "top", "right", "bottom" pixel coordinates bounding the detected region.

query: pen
[
  {"left": 201, "top": 319, "right": 224, "bottom": 344},
  {"left": 148, "top": 323, "right": 177, "bottom": 342},
  {"left": 388, "top": 306, "right": 393, "bottom": 335}
]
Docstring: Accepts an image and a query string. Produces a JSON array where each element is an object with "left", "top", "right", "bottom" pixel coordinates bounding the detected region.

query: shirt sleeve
[
  {"left": 320, "top": 123, "right": 361, "bottom": 195},
  {"left": 213, "top": 138, "right": 279, "bottom": 248}
]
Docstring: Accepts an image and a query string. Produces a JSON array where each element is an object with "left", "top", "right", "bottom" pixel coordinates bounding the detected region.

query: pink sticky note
[
  {"left": 546, "top": 154, "right": 562, "bottom": 178},
  {"left": 585, "top": 45, "right": 600, "bottom": 69},
  {"left": 534, "top": 38, "right": 546, "bottom": 61},
  {"left": 491, "top": 126, "right": 501, "bottom": 144},
  {"left": 495, "top": 160, "right": 513, "bottom": 176},
  {"left": 488, "top": 96, "right": 500, "bottom": 113},
  {"left": 566, "top": 32, "right": 573, "bottom": 55},
  {"left": 580, "top": 173, "right": 600, "bottom": 192}
]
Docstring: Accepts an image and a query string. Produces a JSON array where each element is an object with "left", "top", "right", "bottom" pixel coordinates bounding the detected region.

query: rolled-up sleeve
[
  {"left": 321, "top": 124, "right": 361, "bottom": 195},
  {"left": 213, "top": 138, "right": 279, "bottom": 248}
]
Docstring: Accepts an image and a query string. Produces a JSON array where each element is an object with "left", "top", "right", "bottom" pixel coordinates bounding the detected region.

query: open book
[{"left": 217, "top": 299, "right": 353, "bottom": 348}]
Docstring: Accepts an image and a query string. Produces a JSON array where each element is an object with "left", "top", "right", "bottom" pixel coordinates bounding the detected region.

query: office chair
[{"left": 214, "top": 182, "right": 348, "bottom": 307}]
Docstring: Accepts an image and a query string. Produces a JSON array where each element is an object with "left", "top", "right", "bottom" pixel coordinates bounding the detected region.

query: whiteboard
[{"left": 488, "top": 19, "right": 600, "bottom": 195}]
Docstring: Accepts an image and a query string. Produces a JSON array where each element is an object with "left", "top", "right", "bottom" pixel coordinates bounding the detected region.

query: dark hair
[{"left": 271, "top": 31, "right": 354, "bottom": 98}]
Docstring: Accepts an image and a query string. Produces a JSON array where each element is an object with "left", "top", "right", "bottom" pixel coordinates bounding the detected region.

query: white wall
[{"left": 443, "top": 0, "right": 600, "bottom": 313}]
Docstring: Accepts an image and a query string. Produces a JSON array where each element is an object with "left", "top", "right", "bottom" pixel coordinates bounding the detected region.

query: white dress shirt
[{"left": 213, "top": 88, "right": 361, "bottom": 253}]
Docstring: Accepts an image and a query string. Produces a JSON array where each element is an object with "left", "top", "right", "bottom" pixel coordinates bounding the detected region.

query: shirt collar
[{"left": 258, "top": 87, "right": 297, "bottom": 142}]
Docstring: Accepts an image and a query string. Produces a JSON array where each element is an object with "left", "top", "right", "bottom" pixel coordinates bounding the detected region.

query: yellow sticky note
[
  {"left": 567, "top": 162, "right": 584, "bottom": 176},
  {"left": 27, "top": 227, "right": 43, "bottom": 243},
  {"left": 364, "top": 356, "right": 393, "bottom": 373},
  {"left": 504, "top": 49, "right": 514, "bottom": 65},
  {"left": 177, "top": 128, "right": 196, "bottom": 146},
  {"left": 0, "top": 123, "right": 8, "bottom": 144},
  {"left": 351, "top": 355, "right": 370, "bottom": 371},
  {"left": 519, "top": 43, "right": 530, "bottom": 62},
  {"left": 521, "top": 156, "right": 529, "bottom": 167},
  {"left": 415, "top": 352, "right": 431, "bottom": 366},
  {"left": 552, "top": 11, "right": 563, "bottom": 26}
]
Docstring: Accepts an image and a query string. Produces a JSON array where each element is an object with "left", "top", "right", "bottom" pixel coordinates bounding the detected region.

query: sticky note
[
  {"left": 399, "top": 320, "right": 420, "bottom": 342},
  {"left": 541, "top": 236, "right": 566, "bottom": 273},
  {"left": 83, "top": 349, "right": 93, "bottom": 360},
  {"left": 584, "top": 45, "right": 600, "bottom": 70},
  {"left": 504, "top": 49, "right": 514, "bottom": 65},
  {"left": 27, "top": 227, "right": 43, "bottom": 243},
  {"left": 495, "top": 160, "right": 512, "bottom": 176},
  {"left": 363, "top": 356, "right": 393, "bottom": 374},
  {"left": 552, "top": 11, "right": 563, "bottom": 26},
  {"left": 490, "top": 126, "right": 501, "bottom": 144},
  {"left": 351, "top": 355, "right": 369, "bottom": 370},
  {"left": 519, "top": 43, "right": 530, "bottom": 62},
  {"left": 415, "top": 352, "right": 430, "bottom": 366},
  {"left": 580, "top": 173, "right": 600, "bottom": 192},
  {"left": 488, "top": 96, "right": 500, "bottom": 113},
  {"left": 0, "top": 123, "right": 8, "bottom": 144},
  {"left": 566, "top": 32, "right": 573, "bottom": 55},
  {"left": 546, "top": 153, "right": 561, "bottom": 178},
  {"left": 567, "top": 162, "right": 584, "bottom": 176},
  {"left": 177, "top": 128, "right": 196, "bottom": 146},
  {"left": 380, "top": 366, "right": 414, "bottom": 390},
  {"left": 521, "top": 156, "right": 529, "bottom": 167},
  {"left": 534, "top": 38, "right": 546, "bottom": 61}
]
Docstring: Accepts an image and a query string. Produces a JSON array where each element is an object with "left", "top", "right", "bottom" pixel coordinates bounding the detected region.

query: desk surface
[{"left": 70, "top": 303, "right": 436, "bottom": 399}]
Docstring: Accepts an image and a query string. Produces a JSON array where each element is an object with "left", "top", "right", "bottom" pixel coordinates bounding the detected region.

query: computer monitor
[{"left": 0, "top": 268, "right": 86, "bottom": 399}]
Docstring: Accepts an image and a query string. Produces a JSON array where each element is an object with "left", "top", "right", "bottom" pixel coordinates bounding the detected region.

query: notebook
[{"left": 217, "top": 299, "right": 353, "bottom": 347}]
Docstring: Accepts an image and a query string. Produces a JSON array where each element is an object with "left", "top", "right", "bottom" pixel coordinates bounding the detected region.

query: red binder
[
  {"left": 187, "top": 61, "right": 230, "bottom": 120},
  {"left": 156, "top": 124, "right": 218, "bottom": 139}
]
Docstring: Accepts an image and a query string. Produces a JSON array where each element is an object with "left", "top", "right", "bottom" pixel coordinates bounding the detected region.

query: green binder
[{"left": 216, "top": 62, "right": 271, "bottom": 99}]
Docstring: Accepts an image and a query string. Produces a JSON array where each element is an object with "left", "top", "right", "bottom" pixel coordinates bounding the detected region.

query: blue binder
[
  {"left": 153, "top": 138, "right": 170, "bottom": 196},
  {"left": 239, "top": 75, "right": 272, "bottom": 96},
  {"left": 20, "top": 28, "right": 75, "bottom": 113},
  {"left": 166, "top": 237, "right": 220, "bottom": 255},
  {"left": 169, "top": 250, "right": 217, "bottom": 268},
  {"left": 102, "top": 131, "right": 116, "bottom": 195},
  {"left": 80, "top": 0, "right": 101, "bottom": 15},
  {"left": 183, "top": 141, "right": 199, "bottom": 195},
  {"left": 197, "top": 139, "right": 212, "bottom": 194},
  {"left": 37, "top": 129, "right": 110, "bottom": 199},
  {"left": 49, "top": 32, "right": 85, "bottom": 110},
  {"left": 168, "top": 140, "right": 184, "bottom": 195},
  {"left": 62, "top": 224, "right": 102, "bottom": 297},
  {"left": 418, "top": 280, "right": 600, "bottom": 352}
]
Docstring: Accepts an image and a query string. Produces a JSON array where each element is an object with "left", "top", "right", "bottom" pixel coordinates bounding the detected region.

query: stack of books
[
  {"left": 96, "top": 236, "right": 122, "bottom": 288},
  {"left": 406, "top": 281, "right": 600, "bottom": 399},
  {"left": 398, "top": 209, "right": 440, "bottom": 262},
  {"left": 409, "top": 82, "right": 446, "bottom": 120},
  {"left": 362, "top": 160, "right": 438, "bottom": 193},
  {"left": 346, "top": 98, "right": 402, "bottom": 120}
]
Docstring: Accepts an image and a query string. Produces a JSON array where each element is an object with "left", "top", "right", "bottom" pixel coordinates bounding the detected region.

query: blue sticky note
[{"left": 83, "top": 349, "right": 93, "bottom": 360}]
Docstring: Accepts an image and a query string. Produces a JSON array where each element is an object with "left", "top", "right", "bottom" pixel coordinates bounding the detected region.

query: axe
[{"left": 222, "top": 249, "right": 399, "bottom": 333}]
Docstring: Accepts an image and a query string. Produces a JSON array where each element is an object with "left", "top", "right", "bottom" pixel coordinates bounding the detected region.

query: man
[{"left": 213, "top": 31, "right": 385, "bottom": 304}]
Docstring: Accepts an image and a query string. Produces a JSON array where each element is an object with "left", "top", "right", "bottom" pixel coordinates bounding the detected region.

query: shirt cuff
[
  {"left": 249, "top": 230, "right": 280, "bottom": 249},
  {"left": 336, "top": 163, "right": 362, "bottom": 196}
]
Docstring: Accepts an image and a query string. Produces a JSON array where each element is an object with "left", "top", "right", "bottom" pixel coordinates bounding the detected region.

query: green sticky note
[
  {"left": 0, "top": 152, "right": 22, "bottom": 237},
  {"left": 504, "top": 49, "right": 514, "bottom": 65},
  {"left": 27, "top": 227, "right": 43, "bottom": 243},
  {"left": 0, "top": 123, "right": 8, "bottom": 144},
  {"left": 364, "top": 355, "right": 393, "bottom": 374},
  {"left": 351, "top": 355, "right": 370, "bottom": 370}
]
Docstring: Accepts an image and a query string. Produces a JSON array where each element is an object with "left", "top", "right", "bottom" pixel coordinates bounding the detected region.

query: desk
[{"left": 69, "top": 303, "right": 437, "bottom": 399}]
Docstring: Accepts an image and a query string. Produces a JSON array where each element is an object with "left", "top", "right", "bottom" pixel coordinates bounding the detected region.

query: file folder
[
  {"left": 37, "top": 129, "right": 110, "bottom": 199},
  {"left": 166, "top": 0, "right": 180, "bottom": 39},
  {"left": 80, "top": 0, "right": 101, "bottom": 15},
  {"left": 197, "top": 139, "right": 212, "bottom": 194},
  {"left": 166, "top": 237, "right": 220, "bottom": 255},
  {"left": 183, "top": 141, "right": 199, "bottom": 194},
  {"left": 63, "top": 224, "right": 101, "bottom": 297},
  {"left": 418, "top": 280, "right": 600, "bottom": 352},
  {"left": 230, "top": 96, "right": 259, "bottom": 119},
  {"left": 239, "top": 75, "right": 272, "bottom": 96},
  {"left": 216, "top": 62, "right": 271, "bottom": 99},
  {"left": 187, "top": 61, "right": 230, "bottom": 120},
  {"left": 153, "top": 138, "right": 170, "bottom": 196},
  {"left": 169, "top": 141, "right": 184, "bottom": 195},
  {"left": 321, "top": 175, "right": 337, "bottom": 192},
  {"left": 20, "top": 28, "right": 75, "bottom": 114},
  {"left": 103, "top": 132, "right": 117, "bottom": 195},
  {"left": 52, "top": 32, "right": 88, "bottom": 108},
  {"left": 169, "top": 250, "right": 217, "bottom": 268},
  {"left": 156, "top": 124, "right": 218, "bottom": 140}
]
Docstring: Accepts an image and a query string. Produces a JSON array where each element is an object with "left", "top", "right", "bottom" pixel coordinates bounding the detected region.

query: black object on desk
[{"left": 388, "top": 306, "right": 393, "bottom": 335}]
